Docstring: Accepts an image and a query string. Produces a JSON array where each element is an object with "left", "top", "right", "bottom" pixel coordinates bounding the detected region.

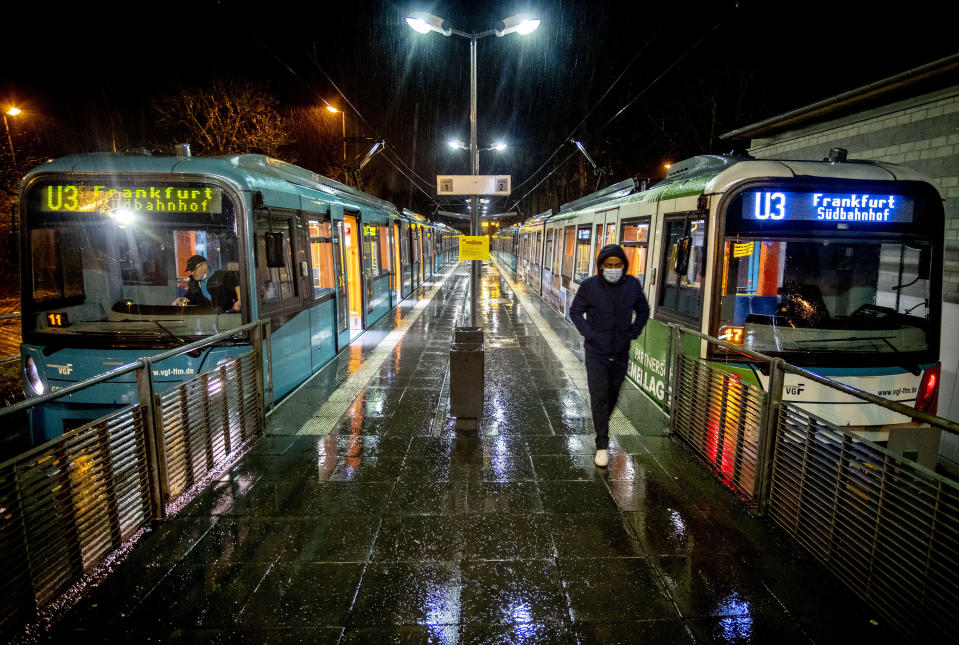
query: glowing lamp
[{"left": 496, "top": 14, "right": 540, "bottom": 37}]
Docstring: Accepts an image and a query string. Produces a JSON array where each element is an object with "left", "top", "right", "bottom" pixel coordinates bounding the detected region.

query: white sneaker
[{"left": 594, "top": 449, "right": 609, "bottom": 467}]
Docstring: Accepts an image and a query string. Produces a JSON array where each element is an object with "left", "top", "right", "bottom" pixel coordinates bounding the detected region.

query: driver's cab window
[
  {"left": 255, "top": 211, "right": 297, "bottom": 307},
  {"left": 659, "top": 213, "right": 706, "bottom": 320},
  {"left": 171, "top": 231, "right": 242, "bottom": 315}
]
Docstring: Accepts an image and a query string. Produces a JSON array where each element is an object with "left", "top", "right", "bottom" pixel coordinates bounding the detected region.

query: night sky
[{"left": 4, "top": 0, "right": 955, "bottom": 220}]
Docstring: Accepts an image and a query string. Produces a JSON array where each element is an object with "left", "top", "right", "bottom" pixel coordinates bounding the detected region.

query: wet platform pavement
[{"left": 41, "top": 262, "right": 900, "bottom": 644}]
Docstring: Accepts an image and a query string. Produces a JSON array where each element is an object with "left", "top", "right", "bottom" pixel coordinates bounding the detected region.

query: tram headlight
[
  {"left": 24, "top": 356, "right": 45, "bottom": 396},
  {"left": 916, "top": 364, "right": 940, "bottom": 414}
]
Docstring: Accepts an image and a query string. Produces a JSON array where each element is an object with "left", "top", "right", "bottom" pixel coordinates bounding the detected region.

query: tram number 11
[{"left": 753, "top": 192, "right": 786, "bottom": 220}]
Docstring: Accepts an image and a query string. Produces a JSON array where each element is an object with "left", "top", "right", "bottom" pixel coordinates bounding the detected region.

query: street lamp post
[
  {"left": 326, "top": 105, "right": 348, "bottom": 180},
  {"left": 3, "top": 106, "right": 21, "bottom": 176},
  {"left": 407, "top": 12, "right": 539, "bottom": 327}
]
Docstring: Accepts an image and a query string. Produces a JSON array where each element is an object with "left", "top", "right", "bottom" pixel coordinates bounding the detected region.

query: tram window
[
  {"left": 117, "top": 237, "right": 169, "bottom": 286},
  {"left": 364, "top": 225, "right": 381, "bottom": 274},
  {"left": 621, "top": 218, "right": 649, "bottom": 287},
  {"left": 574, "top": 225, "right": 592, "bottom": 282},
  {"left": 659, "top": 216, "right": 706, "bottom": 319},
  {"left": 400, "top": 225, "right": 410, "bottom": 263},
  {"left": 308, "top": 219, "right": 334, "bottom": 299},
  {"left": 255, "top": 214, "right": 296, "bottom": 305},
  {"left": 31, "top": 228, "right": 84, "bottom": 303},
  {"left": 718, "top": 238, "right": 933, "bottom": 357},
  {"left": 379, "top": 226, "right": 391, "bottom": 274}
]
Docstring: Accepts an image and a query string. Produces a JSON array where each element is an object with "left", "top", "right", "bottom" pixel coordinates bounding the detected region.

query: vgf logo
[
  {"left": 784, "top": 383, "right": 805, "bottom": 396},
  {"left": 47, "top": 363, "right": 74, "bottom": 375}
]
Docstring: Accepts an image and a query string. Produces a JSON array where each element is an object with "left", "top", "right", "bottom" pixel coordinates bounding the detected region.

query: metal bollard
[{"left": 450, "top": 326, "right": 484, "bottom": 430}]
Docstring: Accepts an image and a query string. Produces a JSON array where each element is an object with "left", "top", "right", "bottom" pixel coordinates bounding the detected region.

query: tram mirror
[
  {"left": 265, "top": 232, "right": 286, "bottom": 268},
  {"left": 673, "top": 236, "right": 692, "bottom": 275},
  {"left": 918, "top": 246, "right": 931, "bottom": 280}
]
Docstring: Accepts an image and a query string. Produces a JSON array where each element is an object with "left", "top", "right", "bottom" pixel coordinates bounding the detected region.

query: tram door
[
  {"left": 392, "top": 223, "right": 402, "bottom": 304},
  {"left": 409, "top": 226, "right": 420, "bottom": 290},
  {"left": 418, "top": 228, "right": 425, "bottom": 284},
  {"left": 361, "top": 223, "right": 375, "bottom": 315},
  {"left": 332, "top": 220, "right": 349, "bottom": 348},
  {"left": 344, "top": 213, "right": 364, "bottom": 331}
]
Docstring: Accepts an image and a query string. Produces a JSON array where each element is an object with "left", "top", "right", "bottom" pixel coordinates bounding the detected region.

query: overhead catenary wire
[
  {"left": 253, "top": 35, "right": 438, "bottom": 206},
  {"left": 504, "top": 11, "right": 731, "bottom": 215},
  {"left": 507, "top": 31, "right": 658, "bottom": 198},
  {"left": 294, "top": 43, "right": 438, "bottom": 194}
]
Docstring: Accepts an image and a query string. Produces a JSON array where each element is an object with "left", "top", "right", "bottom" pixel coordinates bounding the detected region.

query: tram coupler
[{"left": 450, "top": 326, "right": 484, "bottom": 430}]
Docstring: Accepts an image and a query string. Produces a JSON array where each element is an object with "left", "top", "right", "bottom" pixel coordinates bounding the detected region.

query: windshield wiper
[
  {"left": 149, "top": 320, "right": 203, "bottom": 358},
  {"left": 149, "top": 319, "right": 185, "bottom": 344}
]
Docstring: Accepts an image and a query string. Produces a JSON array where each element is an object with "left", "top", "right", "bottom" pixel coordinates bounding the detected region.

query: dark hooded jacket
[{"left": 569, "top": 244, "right": 650, "bottom": 357}]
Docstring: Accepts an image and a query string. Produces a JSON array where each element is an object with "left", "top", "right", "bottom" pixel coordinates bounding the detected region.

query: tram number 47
[{"left": 753, "top": 192, "right": 786, "bottom": 219}]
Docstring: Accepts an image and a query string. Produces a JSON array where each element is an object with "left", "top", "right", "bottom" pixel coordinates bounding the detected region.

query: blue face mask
[{"left": 602, "top": 267, "right": 623, "bottom": 283}]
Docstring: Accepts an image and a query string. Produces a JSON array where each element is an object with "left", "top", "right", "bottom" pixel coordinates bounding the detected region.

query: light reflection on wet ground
[{"left": 41, "top": 263, "right": 898, "bottom": 643}]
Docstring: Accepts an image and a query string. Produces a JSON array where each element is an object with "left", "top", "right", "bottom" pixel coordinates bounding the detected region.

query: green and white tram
[{"left": 495, "top": 153, "right": 943, "bottom": 436}]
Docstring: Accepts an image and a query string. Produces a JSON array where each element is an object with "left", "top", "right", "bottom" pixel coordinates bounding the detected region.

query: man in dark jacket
[
  {"left": 172, "top": 255, "right": 212, "bottom": 307},
  {"left": 570, "top": 244, "right": 650, "bottom": 467}
]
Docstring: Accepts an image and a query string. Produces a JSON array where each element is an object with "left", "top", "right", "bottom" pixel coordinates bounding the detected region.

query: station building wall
[{"left": 745, "top": 85, "right": 959, "bottom": 468}]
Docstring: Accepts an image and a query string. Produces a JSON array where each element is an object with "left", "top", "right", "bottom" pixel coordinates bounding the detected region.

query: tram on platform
[
  {"left": 494, "top": 153, "right": 944, "bottom": 437},
  {"left": 16, "top": 152, "right": 459, "bottom": 442}
]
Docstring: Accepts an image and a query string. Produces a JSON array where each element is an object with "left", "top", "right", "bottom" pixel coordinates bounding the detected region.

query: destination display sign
[
  {"left": 742, "top": 190, "right": 914, "bottom": 224},
  {"left": 38, "top": 184, "right": 223, "bottom": 214}
]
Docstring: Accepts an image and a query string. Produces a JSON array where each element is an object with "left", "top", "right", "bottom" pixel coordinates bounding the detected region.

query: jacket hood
[{"left": 596, "top": 244, "right": 628, "bottom": 273}]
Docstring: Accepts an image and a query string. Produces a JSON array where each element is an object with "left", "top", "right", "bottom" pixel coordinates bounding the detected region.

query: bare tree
[{"left": 152, "top": 80, "right": 292, "bottom": 157}]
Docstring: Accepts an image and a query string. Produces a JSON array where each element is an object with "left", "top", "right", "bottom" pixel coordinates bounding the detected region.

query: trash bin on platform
[
  {"left": 450, "top": 327, "right": 484, "bottom": 428},
  {"left": 454, "top": 327, "right": 484, "bottom": 345}
]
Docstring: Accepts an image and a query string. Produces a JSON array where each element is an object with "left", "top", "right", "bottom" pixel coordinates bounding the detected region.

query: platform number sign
[{"left": 436, "top": 175, "right": 511, "bottom": 196}]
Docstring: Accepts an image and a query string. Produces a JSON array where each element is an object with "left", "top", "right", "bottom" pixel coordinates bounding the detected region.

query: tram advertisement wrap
[{"left": 628, "top": 321, "right": 670, "bottom": 406}]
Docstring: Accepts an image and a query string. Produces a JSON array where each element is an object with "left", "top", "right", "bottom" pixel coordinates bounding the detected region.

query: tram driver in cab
[{"left": 172, "top": 254, "right": 241, "bottom": 312}]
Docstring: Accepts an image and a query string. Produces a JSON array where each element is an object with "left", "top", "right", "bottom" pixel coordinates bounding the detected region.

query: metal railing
[
  {"left": 664, "top": 323, "right": 959, "bottom": 642},
  {"left": 0, "top": 320, "right": 271, "bottom": 638}
]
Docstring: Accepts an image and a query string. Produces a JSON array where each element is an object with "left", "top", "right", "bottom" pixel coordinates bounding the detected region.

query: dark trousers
[{"left": 584, "top": 349, "right": 629, "bottom": 450}]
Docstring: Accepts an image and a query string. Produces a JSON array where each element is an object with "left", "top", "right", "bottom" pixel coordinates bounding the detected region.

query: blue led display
[{"left": 742, "top": 190, "right": 914, "bottom": 224}]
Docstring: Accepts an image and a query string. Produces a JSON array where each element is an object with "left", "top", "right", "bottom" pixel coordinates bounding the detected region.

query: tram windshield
[
  {"left": 718, "top": 237, "right": 934, "bottom": 362},
  {"left": 22, "top": 180, "right": 244, "bottom": 346}
]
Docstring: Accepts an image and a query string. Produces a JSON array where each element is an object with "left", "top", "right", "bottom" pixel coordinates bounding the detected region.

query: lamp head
[
  {"left": 495, "top": 14, "right": 540, "bottom": 37},
  {"left": 448, "top": 140, "right": 467, "bottom": 150},
  {"left": 6, "top": 107, "right": 21, "bottom": 117},
  {"left": 407, "top": 12, "right": 452, "bottom": 36},
  {"left": 326, "top": 105, "right": 339, "bottom": 114},
  {"left": 490, "top": 142, "right": 507, "bottom": 151}
]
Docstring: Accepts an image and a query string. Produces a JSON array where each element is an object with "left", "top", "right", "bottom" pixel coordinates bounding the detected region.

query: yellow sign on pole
[{"left": 459, "top": 235, "right": 490, "bottom": 261}]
